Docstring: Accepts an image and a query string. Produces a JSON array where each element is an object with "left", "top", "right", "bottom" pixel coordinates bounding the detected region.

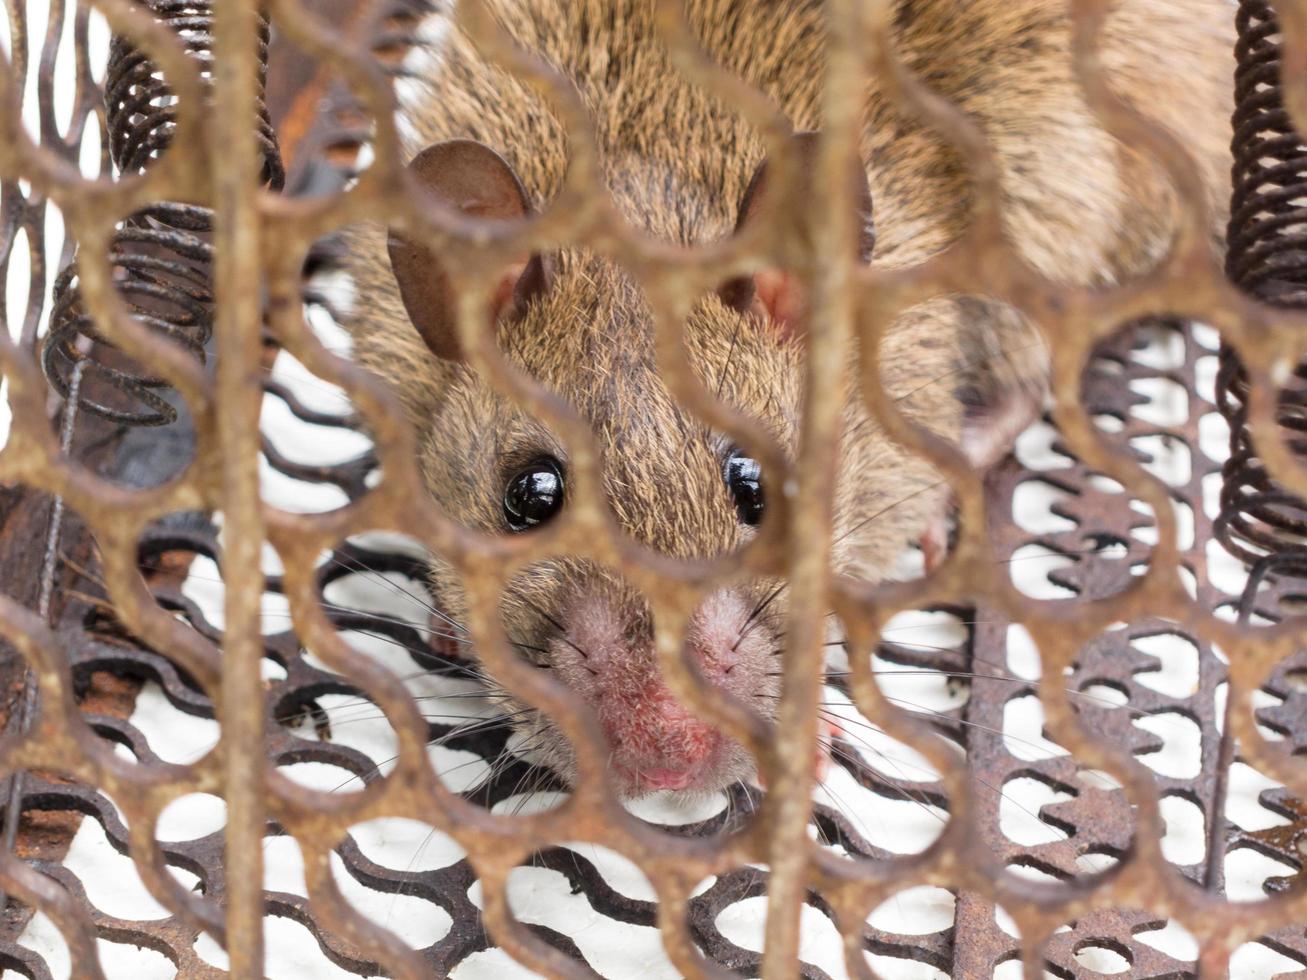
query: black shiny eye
[
  {"left": 724, "top": 448, "right": 764, "bottom": 525},
  {"left": 503, "top": 458, "right": 565, "bottom": 531}
]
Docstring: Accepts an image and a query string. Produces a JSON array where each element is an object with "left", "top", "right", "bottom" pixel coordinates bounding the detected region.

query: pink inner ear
[
  {"left": 754, "top": 268, "right": 804, "bottom": 339},
  {"left": 489, "top": 259, "right": 529, "bottom": 321}
]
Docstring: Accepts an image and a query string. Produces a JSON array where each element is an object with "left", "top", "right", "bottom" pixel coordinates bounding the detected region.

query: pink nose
[{"left": 603, "top": 674, "right": 722, "bottom": 788}]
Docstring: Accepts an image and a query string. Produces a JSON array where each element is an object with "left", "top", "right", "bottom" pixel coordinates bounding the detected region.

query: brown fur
[{"left": 339, "top": 0, "right": 1235, "bottom": 794}]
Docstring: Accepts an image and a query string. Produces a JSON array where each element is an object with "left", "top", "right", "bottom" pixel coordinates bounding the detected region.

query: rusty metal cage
[{"left": 0, "top": 0, "right": 1303, "bottom": 977}]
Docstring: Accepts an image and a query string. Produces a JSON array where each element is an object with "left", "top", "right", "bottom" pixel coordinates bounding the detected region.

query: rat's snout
[
  {"left": 550, "top": 587, "right": 776, "bottom": 795},
  {"left": 606, "top": 671, "right": 724, "bottom": 791}
]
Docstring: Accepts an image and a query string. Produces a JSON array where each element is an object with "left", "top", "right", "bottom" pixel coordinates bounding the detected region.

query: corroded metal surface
[
  {"left": 1218, "top": 0, "right": 1307, "bottom": 577},
  {"left": 42, "top": 0, "right": 283, "bottom": 427},
  {"left": 0, "top": 0, "right": 1303, "bottom": 978}
]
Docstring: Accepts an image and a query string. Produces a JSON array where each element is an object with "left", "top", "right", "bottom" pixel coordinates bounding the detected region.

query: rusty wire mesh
[{"left": 0, "top": 0, "right": 1303, "bottom": 978}]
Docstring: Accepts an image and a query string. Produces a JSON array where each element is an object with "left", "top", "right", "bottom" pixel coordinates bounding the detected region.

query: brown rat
[{"left": 341, "top": 0, "right": 1234, "bottom": 797}]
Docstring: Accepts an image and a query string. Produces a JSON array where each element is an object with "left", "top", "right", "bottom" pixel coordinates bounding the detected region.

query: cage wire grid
[{"left": 0, "top": 0, "right": 1301, "bottom": 978}]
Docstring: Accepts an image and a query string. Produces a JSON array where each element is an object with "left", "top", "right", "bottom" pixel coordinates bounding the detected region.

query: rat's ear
[
  {"left": 718, "top": 132, "right": 874, "bottom": 336},
  {"left": 387, "top": 139, "right": 552, "bottom": 361}
]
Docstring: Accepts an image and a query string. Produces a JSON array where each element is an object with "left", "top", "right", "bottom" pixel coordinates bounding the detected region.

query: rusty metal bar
[
  {"left": 760, "top": 0, "right": 864, "bottom": 971},
  {"left": 211, "top": 0, "right": 269, "bottom": 971}
]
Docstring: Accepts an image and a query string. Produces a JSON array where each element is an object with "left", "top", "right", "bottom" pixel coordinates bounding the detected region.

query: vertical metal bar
[
  {"left": 760, "top": 0, "right": 862, "bottom": 973},
  {"left": 0, "top": 361, "right": 83, "bottom": 912},
  {"left": 211, "top": 0, "right": 267, "bottom": 971}
]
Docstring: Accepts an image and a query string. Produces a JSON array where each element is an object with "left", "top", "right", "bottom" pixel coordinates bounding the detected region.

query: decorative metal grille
[{"left": 0, "top": 0, "right": 1303, "bottom": 978}]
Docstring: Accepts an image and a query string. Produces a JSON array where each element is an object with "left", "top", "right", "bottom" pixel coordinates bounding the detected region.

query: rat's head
[{"left": 385, "top": 138, "right": 939, "bottom": 797}]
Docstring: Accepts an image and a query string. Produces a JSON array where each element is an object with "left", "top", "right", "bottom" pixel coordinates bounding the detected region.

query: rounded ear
[
  {"left": 387, "top": 139, "right": 552, "bottom": 361},
  {"left": 718, "top": 132, "right": 874, "bottom": 335}
]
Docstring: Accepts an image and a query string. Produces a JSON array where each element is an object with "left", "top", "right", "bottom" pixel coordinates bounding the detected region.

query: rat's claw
[
  {"left": 920, "top": 515, "right": 948, "bottom": 573},
  {"left": 430, "top": 614, "right": 467, "bottom": 660},
  {"left": 816, "top": 717, "right": 844, "bottom": 783}
]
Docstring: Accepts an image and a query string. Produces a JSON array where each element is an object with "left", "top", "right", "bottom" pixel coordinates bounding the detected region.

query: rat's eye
[
  {"left": 504, "top": 458, "right": 565, "bottom": 531},
  {"left": 724, "top": 448, "right": 764, "bottom": 525}
]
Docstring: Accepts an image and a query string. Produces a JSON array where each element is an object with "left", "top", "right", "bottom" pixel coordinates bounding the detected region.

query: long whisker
[
  {"left": 733, "top": 580, "right": 788, "bottom": 652},
  {"left": 836, "top": 481, "right": 946, "bottom": 548},
  {"left": 476, "top": 737, "right": 547, "bottom": 796},
  {"left": 820, "top": 711, "right": 1081, "bottom": 857},
  {"left": 716, "top": 318, "right": 744, "bottom": 399},
  {"left": 319, "top": 712, "right": 532, "bottom": 792},
  {"left": 298, "top": 685, "right": 495, "bottom": 718},
  {"left": 149, "top": 571, "right": 468, "bottom": 641},
  {"left": 825, "top": 666, "right": 1192, "bottom": 728},
  {"left": 320, "top": 548, "right": 470, "bottom": 636},
  {"left": 308, "top": 708, "right": 535, "bottom": 733},
  {"left": 820, "top": 739, "right": 946, "bottom": 829},
  {"left": 518, "top": 595, "right": 593, "bottom": 663},
  {"left": 890, "top": 339, "right": 1048, "bottom": 410},
  {"left": 383, "top": 823, "right": 442, "bottom": 921}
]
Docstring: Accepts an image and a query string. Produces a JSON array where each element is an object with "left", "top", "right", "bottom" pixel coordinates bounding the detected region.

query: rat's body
[{"left": 342, "top": 0, "right": 1234, "bottom": 796}]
